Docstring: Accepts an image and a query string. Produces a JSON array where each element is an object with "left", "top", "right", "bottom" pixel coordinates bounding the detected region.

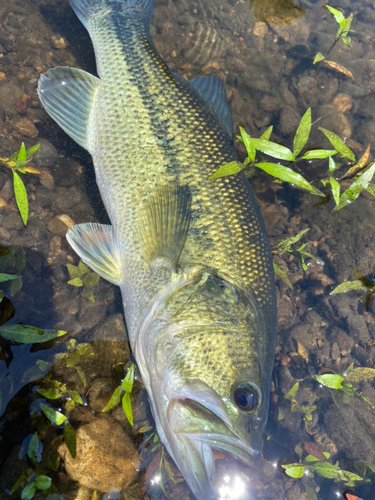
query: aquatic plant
[
  {"left": 272, "top": 228, "right": 318, "bottom": 289},
  {"left": 314, "top": 5, "right": 355, "bottom": 69},
  {"left": 102, "top": 363, "right": 135, "bottom": 425},
  {"left": 11, "top": 432, "right": 60, "bottom": 499},
  {"left": 282, "top": 450, "right": 363, "bottom": 486},
  {"left": 315, "top": 363, "right": 375, "bottom": 408},
  {"left": 0, "top": 143, "right": 40, "bottom": 225},
  {"left": 0, "top": 245, "right": 25, "bottom": 303},
  {"left": 66, "top": 260, "right": 100, "bottom": 302},
  {"left": 330, "top": 268, "right": 375, "bottom": 310},
  {"left": 209, "top": 108, "right": 375, "bottom": 213}
]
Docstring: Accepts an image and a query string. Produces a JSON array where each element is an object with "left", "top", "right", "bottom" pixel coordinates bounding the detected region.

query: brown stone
[
  {"left": 15, "top": 117, "right": 38, "bottom": 138},
  {"left": 47, "top": 216, "right": 69, "bottom": 237},
  {"left": 58, "top": 416, "right": 138, "bottom": 492},
  {"left": 52, "top": 36, "right": 67, "bottom": 50},
  {"left": 15, "top": 93, "right": 31, "bottom": 113},
  {"left": 332, "top": 93, "right": 352, "bottom": 113}
]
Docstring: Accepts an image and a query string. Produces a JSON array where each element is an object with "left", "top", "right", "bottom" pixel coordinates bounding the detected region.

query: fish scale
[
  {"left": 87, "top": 13, "right": 275, "bottom": 343},
  {"left": 38, "top": 0, "right": 277, "bottom": 498}
]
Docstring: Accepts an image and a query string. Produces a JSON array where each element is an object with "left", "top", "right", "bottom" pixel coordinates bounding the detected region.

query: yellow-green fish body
[{"left": 38, "top": 0, "right": 277, "bottom": 498}]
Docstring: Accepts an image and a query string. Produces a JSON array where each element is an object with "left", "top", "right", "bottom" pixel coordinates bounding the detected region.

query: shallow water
[{"left": 1, "top": 0, "right": 375, "bottom": 499}]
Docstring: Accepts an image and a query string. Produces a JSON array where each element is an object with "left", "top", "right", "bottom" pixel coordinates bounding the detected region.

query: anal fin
[
  {"left": 138, "top": 185, "right": 192, "bottom": 271},
  {"left": 38, "top": 66, "right": 100, "bottom": 151},
  {"left": 66, "top": 223, "right": 121, "bottom": 285}
]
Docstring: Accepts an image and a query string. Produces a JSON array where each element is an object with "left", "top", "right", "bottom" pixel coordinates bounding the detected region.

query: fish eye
[{"left": 234, "top": 383, "right": 261, "bottom": 412}]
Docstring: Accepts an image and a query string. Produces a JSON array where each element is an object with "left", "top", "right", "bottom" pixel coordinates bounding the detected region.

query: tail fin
[{"left": 69, "top": 0, "right": 154, "bottom": 27}]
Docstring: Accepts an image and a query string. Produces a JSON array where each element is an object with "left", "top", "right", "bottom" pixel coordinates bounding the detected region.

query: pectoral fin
[
  {"left": 66, "top": 223, "right": 121, "bottom": 285},
  {"left": 138, "top": 185, "right": 192, "bottom": 271},
  {"left": 38, "top": 66, "right": 100, "bottom": 151}
]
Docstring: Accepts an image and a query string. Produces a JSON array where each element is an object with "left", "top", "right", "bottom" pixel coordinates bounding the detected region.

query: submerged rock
[{"left": 58, "top": 416, "right": 138, "bottom": 493}]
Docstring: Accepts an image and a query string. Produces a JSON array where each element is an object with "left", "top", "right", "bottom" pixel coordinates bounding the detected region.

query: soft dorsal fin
[
  {"left": 138, "top": 185, "right": 192, "bottom": 271},
  {"left": 38, "top": 66, "right": 100, "bottom": 151},
  {"left": 66, "top": 223, "right": 122, "bottom": 285},
  {"left": 189, "top": 76, "right": 233, "bottom": 138}
]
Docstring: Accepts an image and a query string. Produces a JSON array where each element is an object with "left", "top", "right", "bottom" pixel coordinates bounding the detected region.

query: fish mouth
[{"left": 167, "top": 397, "right": 259, "bottom": 500}]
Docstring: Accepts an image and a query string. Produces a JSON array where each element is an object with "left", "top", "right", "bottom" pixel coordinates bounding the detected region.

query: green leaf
[
  {"left": 310, "top": 461, "right": 341, "bottom": 479},
  {"left": 318, "top": 128, "right": 355, "bottom": 161},
  {"left": 273, "top": 263, "right": 293, "bottom": 290},
  {"left": 330, "top": 280, "right": 368, "bottom": 294},
  {"left": 122, "top": 392, "right": 133, "bottom": 426},
  {"left": 40, "top": 403, "right": 67, "bottom": 425},
  {"left": 78, "top": 260, "right": 89, "bottom": 274},
  {"left": 75, "top": 367, "right": 87, "bottom": 387},
  {"left": 36, "top": 387, "right": 63, "bottom": 400},
  {"left": 28, "top": 434, "right": 41, "bottom": 463},
  {"left": 69, "top": 390, "right": 83, "bottom": 405},
  {"left": 14, "top": 248, "right": 25, "bottom": 272},
  {"left": 273, "top": 228, "right": 310, "bottom": 252},
  {"left": 313, "top": 52, "right": 326, "bottom": 64},
  {"left": 323, "top": 452, "right": 331, "bottom": 459},
  {"left": 64, "top": 422, "right": 76, "bottom": 459},
  {"left": 278, "top": 408, "right": 285, "bottom": 420},
  {"left": 299, "top": 149, "right": 336, "bottom": 160},
  {"left": 284, "top": 381, "right": 299, "bottom": 400},
  {"left": 342, "top": 37, "right": 351, "bottom": 47},
  {"left": 82, "top": 273, "right": 99, "bottom": 287},
  {"left": 81, "top": 287, "right": 95, "bottom": 302},
  {"left": 328, "top": 156, "right": 338, "bottom": 172},
  {"left": 315, "top": 373, "right": 344, "bottom": 389},
  {"left": 208, "top": 161, "right": 243, "bottom": 180},
  {"left": 239, "top": 127, "right": 255, "bottom": 162},
  {"left": 329, "top": 177, "right": 341, "bottom": 205},
  {"left": 326, "top": 5, "right": 346, "bottom": 26},
  {"left": 26, "top": 144, "right": 40, "bottom": 159},
  {"left": 251, "top": 139, "right": 295, "bottom": 161},
  {"left": 304, "top": 484, "right": 318, "bottom": 500},
  {"left": 121, "top": 364, "right": 135, "bottom": 394},
  {"left": 281, "top": 465, "right": 305, "bottom": 478},
  {"left": 68, "top": 277, "right": 83, "bottom": 287},
  {"left": 66, "top": 264, "right": 82, "bottom": 280},
  {"left": 11, "top": 475, "right": 28, "bottom": 494},
  {"left": 344, "top": 367, "right": 375, "bottom": 383},
  {"left": 260, "top": 126, "right": 273, "bottom": 140},
  {"left": 333, "top": 161, "right": 375, "bottom": 211},
  {"left": 366, "top": 184, "right": 375, "bottom": 197},
  {"left": 35, "top": 476, "right": 52, "bottom": 491},
  {"left": 17, "top": 142, "right": 28, "bottom": 169},
  {"left": 13, "top": 171, "right": 28, "bottom": 225},
  {"left": 10, "top": 278, "right": 22, "bottom": 297},
  {"left": 21, "top": 483, "right": 36, "bottom": 500},
  {"left": 102, "top": 386, "right": 121, "bottom": 412},
  {"left": 254, "top": 163, "right": 324, "bottom": 196},
  {"left": 305, "top": 455, "right": 319, "bottom": 463},
  {"left": 0, "top": 324, "right": 67, "bottom": 344},
  {"left": 293, "top": 108, "right": 311, "bottom": 156},
  {"left": 0, "top": 273, "right": 22, "bottom": 282}
]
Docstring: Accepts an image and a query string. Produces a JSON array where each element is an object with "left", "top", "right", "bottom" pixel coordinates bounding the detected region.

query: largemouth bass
[{"left": 38, "top": 0, "right": 277, "bottom": 497}]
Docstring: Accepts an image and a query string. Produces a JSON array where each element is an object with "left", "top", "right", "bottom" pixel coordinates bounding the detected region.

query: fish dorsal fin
[
  {"left": 66, "top": 223, "right": 122, "bottom": 285},
  {"left": 38, "top": 66, "right": 100, "bottom": 151},
  {"left": 189, "top": 76, "right": 233, "bottom": 138},
  {"left": 138, "top": 185, "right": 192, "bottom": 271}
]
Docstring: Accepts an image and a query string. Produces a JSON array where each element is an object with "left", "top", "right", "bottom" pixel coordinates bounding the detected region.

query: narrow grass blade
[
  {"left": 254, "top": 163, "right": 324, "bottom": 196},
  {"left": 13, "top": 171, "right": 28, "bottom": 225},
  {"left": 293, "top": 108, "right": 311, "bottom": 156}
]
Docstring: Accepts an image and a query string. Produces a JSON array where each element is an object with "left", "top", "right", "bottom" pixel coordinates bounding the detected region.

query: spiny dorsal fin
[
  {"left": 66, "top": 223, "right": 121, "bottom": 285},
  {"left": 38, "top": 66, "right": 100, "bottom": 151},
  {"left": 189, "top": 76, "right": 233, "bottom": 138},
  {"left": 138, "top": 185, "right": 192, "bottom": 271}
]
